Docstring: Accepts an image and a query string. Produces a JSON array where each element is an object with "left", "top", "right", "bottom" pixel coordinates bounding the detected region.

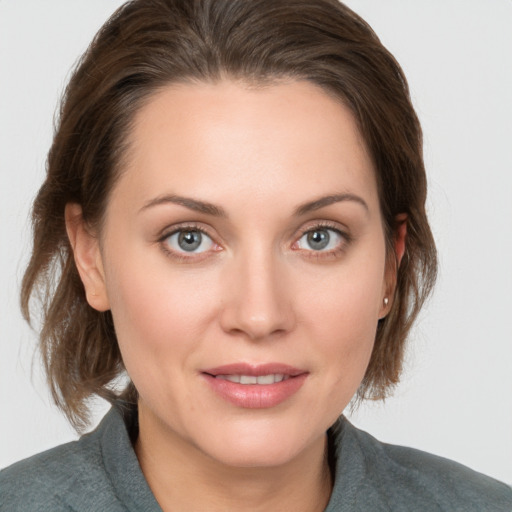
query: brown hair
[{"left": 21, "top": 0, "right": 437, "bottom": 430}]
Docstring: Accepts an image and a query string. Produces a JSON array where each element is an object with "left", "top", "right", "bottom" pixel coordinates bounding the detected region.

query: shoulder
[
  {"left": 0, "top": 435, "right": 98, "bottom": 511},
  {"left": 330, "top": 418, "right": 512, "bottom": 511},
  {"left": 0, "top": 409, "right": 129, "bottom": 512}
]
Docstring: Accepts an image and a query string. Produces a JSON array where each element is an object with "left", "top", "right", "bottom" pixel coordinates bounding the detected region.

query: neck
[{"left": 134, "top": 403, "right": 332, "bottom": 512}]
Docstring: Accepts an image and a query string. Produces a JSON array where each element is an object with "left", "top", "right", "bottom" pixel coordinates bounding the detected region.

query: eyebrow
[
  {"left": 293, "top": 193, "right": 369, "bottom": 216},
  {"left": 139, "top": 192, "right": 368, "bottom": 218},
  {"left": 139, "top": 194, "right": 227, "bottom": 217}
]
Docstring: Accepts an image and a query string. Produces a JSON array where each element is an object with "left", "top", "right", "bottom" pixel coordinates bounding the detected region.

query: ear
[
  {"left": 393, "top": 213, "right": 407, "bottom": 266},
  {"left": 380, "top": 213, "right": 407, "bottom": 318},
  {"left": 65, "top": 203, "right": 110, "bottom": 312}
]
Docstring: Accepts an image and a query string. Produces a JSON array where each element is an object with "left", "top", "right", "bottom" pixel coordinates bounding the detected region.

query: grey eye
[
  {"left": 297, "top": 228, "right": 343, "bottom": 251},
  {"left": 178, "top": 231, "right": 201, "bottom": 251},
  {"left": 307, "top": 230, "right": 330, "bottom": 250},
  {"left": 165, "top": 230, "right": 214, "bottom": 253}
]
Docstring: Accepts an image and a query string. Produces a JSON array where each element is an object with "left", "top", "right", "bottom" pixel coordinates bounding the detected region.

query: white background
[{"left": 1, "top": 1, "right": 511, "bottom": 484}]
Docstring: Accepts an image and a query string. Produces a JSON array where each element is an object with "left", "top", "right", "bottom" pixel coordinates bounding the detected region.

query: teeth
[
  {"left": 223, "top": 375, "right": 241, "bottom": 383},
  {"left": 256, "top": 374, "right": 275, "bottom": 385},
  {"left": 240, "top": 375, "right": 257, "bottom": 384},
  {"left": 216, "top": 374, "right": 287, "bottom": 385}
]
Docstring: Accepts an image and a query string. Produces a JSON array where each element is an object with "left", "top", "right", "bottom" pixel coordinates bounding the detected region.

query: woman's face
[{"left": 88, "top": 80, "right": 391, "bottom": 467}]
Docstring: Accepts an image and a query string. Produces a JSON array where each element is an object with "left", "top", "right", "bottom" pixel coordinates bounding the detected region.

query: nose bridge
[{"left": 220, "top": 241, "right": 294, "bottom": 340}]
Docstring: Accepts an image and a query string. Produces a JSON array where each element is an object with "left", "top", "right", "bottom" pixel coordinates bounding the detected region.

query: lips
[{"left": 201, "top": 363, "right": 308, "bottom": 409}]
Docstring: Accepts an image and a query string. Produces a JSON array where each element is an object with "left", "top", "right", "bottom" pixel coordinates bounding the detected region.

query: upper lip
[{"left": 202, "top": 363, "right": 307, "bottom": 377}]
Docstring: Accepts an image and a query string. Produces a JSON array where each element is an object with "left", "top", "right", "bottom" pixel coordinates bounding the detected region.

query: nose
[{"left": 219, "top": 248, "right": 296, "bottom": 341}]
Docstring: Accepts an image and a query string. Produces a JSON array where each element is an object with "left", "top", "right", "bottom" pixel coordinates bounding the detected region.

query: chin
[
  {"left": 191, "top": 417, "right": 325, "bottom": 469},
  {"left": 203, "top": 440, "right": 306, "bottom": 469}
]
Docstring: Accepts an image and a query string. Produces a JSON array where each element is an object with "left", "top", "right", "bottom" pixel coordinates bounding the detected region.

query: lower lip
[{"left": 202, "top": 374, "right": 308, "bottom": 409}]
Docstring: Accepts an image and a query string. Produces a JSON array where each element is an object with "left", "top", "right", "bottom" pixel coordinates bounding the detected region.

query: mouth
[
  {"left": 201, "top": 363, "right": 308, "bottom": 409},
  {"left": 214, "top": 374, "right": 291, "bottom": 384}
]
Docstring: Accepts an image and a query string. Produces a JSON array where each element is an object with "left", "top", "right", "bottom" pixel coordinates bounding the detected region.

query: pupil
[
  {"left": 307, "top": 230, "right": 329, "bottom": 250},
  {"left": 178, "top": 231, "right": 201, "bottom": 251}
]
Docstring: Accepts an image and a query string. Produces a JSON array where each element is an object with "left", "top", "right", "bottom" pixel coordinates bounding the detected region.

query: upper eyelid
[
  {"left": 159, "top": 222, "right": 214, "bottom": 240},
  {"left": 295, "top": 220, "right": 348, "bottom": 238}
]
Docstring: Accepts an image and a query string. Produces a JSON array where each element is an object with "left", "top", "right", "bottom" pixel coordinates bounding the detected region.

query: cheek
[
  {"left": 103, "top": 249, "right": 219, "bottom": 374},
  {"left": 299, "top": 252, "right": 385, "bottom": 377},
  {"left": 291, "top": 273, "right": 381, "bottom": 427},
  {"left": 311, "top": 291, "right": 378, "bottom": 374},
  {"left": 303, "top": 251, "right": 384, "bottom": 331}
]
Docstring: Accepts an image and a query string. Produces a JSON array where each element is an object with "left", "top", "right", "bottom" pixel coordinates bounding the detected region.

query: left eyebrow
[{"left": 293, "top": 193, "right": 369, "bottom": 217}]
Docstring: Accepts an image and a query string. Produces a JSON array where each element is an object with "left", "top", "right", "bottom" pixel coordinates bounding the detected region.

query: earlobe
[{"left": 65, "top": 203, "right": 110, "bottom": 312}]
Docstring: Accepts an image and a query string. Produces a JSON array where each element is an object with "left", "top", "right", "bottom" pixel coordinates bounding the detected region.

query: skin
[{"left": 66, "top": 80, "right": 402, "bottom": 512}]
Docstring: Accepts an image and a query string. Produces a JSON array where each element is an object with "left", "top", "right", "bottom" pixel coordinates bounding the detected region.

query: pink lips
[{"left": 202, "top": 363, "right": 308, "bottom": 409}]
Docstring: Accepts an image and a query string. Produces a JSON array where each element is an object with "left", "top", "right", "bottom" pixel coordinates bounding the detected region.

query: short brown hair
[{"left": 21, "top": 0, "right": 437, "bottom": 430}]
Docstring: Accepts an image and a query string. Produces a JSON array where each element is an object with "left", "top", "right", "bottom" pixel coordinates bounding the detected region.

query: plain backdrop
[{"left": 1, "top": 0, "right": 511, "bottom": 484}]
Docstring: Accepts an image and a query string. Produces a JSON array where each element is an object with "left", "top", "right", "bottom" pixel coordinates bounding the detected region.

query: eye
[
  {"left": 164, "top": 229, "right": 214, "bottom": 254},
  {"left": 296, "top": 227, "right": 344, "bottom": 252}
]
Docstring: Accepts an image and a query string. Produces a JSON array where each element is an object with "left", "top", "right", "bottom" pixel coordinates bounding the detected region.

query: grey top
[{"left": 1, "top": 404, "right": 511, "bottom": 511}]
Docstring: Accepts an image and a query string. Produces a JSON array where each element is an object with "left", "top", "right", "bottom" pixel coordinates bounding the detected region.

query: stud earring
[{"left": 383, "top": 297, "right": 389, "bottom": 307}]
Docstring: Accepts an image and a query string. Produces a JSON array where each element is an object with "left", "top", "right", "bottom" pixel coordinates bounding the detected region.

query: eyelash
[
  {"left": 158, "top": 221, "right": 351, "bottom": 262},
  {"left": 293, "top": 221, "right": 352, "bottom": 260},
  {"left": 158, "top": 223, "right": 218, "bottom": 262}
]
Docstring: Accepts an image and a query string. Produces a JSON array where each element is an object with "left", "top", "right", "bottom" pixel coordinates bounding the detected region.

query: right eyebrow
[{"left": 139, "top": 194, "right": 227, "bottom": 217}]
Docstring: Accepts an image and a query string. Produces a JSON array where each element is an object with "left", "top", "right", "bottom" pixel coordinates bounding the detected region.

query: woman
[{"left": 1, "top": 0, "right": 511, "bottom": 510}]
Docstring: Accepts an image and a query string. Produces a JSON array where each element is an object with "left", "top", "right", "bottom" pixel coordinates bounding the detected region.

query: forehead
[{"left": 113, "top": 79, "right": 378, "bottom": 215}]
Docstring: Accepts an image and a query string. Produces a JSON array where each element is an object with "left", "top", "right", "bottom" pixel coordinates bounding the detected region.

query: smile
[
  {"left": 215, "top": 374, "right": 289, "bottom": 384},
  {"left": 202, "top": 363, "right": 308, "bottom": 408}
]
